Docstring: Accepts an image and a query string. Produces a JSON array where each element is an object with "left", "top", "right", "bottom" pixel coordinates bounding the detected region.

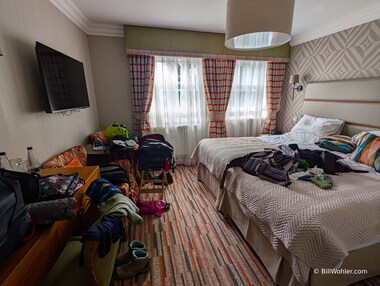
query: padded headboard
[{"left": 302, "top": 78, "right": 380, "bottom": 136}]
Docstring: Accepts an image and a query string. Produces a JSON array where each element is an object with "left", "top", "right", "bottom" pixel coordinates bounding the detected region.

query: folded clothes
[{"left": 99, "top": 193, "right": 143, "bottom": 224}]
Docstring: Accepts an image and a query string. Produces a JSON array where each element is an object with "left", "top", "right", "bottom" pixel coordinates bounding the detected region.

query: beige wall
[
  {"left": 277, "top": 19, "right": 380, "bottom": 132},
  {"left": 0, "top": 0, "right": 99, "bottom": 163},
  {"left": 88, "top": 36, "right": 133, "bottom": 130}
]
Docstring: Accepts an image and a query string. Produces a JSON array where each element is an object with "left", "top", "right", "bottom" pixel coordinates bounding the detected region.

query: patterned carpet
[{"left": 112, "top": 165, "right": 380, "bottom": 286}]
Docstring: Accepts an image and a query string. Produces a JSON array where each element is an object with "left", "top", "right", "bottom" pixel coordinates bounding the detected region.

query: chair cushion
[
  {"left": 65, "top": 157, "right": 83, "bottom": 168},
  {"left": 112, "top": 159, "right": 139, "bottom": 203},
  {"left": 42, "top": 145, "right": 87, "bottom": 168}
]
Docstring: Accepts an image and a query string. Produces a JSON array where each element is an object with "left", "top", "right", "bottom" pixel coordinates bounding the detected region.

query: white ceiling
[{"left": 50, "top": 0, "right": 380, "bottom": 46}]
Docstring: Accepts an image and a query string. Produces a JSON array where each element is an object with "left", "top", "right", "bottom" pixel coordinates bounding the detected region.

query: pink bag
[{"left": 136, "top": 199, "right": 168, "bottom": 217}]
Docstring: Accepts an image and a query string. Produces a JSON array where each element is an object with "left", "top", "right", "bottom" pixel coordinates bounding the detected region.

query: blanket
[{"left": 192, "top": 136, "right": 380, "bottom": 283}]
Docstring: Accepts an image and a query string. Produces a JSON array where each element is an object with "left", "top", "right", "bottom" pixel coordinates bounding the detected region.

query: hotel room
[{"left": 0, "top": 0, "right": 379, "bottom": 285}]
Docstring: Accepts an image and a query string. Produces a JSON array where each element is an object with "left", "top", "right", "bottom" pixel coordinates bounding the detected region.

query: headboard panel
[{"left": 302, "top": 78, "right": 380, "bottom": 136}]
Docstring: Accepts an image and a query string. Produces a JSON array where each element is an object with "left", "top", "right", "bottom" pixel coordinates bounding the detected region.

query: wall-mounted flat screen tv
[{"left": 35, "top": 41, "right": 90, "bottom": 113}]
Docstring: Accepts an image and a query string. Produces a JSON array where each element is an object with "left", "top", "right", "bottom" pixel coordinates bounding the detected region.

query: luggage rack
[{"left": 137, "top": 168, "right": 167, "bottom": 198}]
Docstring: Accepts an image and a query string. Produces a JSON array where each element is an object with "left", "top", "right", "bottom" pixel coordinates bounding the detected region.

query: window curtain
[
  {"left": 226, "top": 60, "right": 267, "bottom": 137},
  {"left": 202, "top": 59, "right": 236, "bottom": 138},
  {"left": 262, "top": 62, "right": 287, "bottom": 134},
  {"left": 149, "top": 56, "right": 207, "bottom": 165},
  {"left": 128, "top": 54, "right": 155, "bottom": 136}
]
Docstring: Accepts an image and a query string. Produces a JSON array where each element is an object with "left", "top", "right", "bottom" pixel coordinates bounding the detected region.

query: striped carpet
[{"left": 112, "top": 165, "right": 380, "bottom": 286}]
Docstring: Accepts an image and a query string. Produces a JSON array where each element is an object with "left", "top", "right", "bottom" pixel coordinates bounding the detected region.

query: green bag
[
  {"left": 310, "top": 175, "right": 333, "bottom": 189},
  {"left": 103, "top": 123, "right": 132, "bottom": 140}
]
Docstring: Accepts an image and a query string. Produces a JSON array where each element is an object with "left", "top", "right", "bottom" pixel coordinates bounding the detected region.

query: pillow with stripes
[
  {"left": 315, "top": 135, "right": 356, "bottom": 154},
  {"left": 350, "top": 132, "right": 380, "bottom": 172}
]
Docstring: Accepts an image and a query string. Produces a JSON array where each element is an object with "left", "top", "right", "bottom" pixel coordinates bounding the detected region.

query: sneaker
[
  {"left": 114, "top": 250, "right": 151, "bottom": 280},
  {"left": 115, "top": 240, "right": 146, "bottom": 266},
  {"left": 163, "top": 202, "right": 171, "bottom": 212}
]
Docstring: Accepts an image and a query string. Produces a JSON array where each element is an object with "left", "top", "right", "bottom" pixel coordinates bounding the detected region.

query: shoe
[
  {"left": 114, "top": 250, "right": 151, "bottom": 280},
  {"left": 115, "top": 240, "right": 146, "bottom": 266},
  {"left": 153, "top": 172, "right": 173, "bottom": 185},
  {"left": 163, "top": 202, "right": 171, "bottom": 212}
]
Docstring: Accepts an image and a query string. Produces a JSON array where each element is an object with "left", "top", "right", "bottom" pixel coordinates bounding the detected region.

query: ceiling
[{"left": 50, "top": 0, "right": 380, "bottom": 46}]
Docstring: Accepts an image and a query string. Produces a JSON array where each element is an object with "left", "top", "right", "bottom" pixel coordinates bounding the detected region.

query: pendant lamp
[{"left": 225, "top": 0, "right": 295, "bottom": 50}]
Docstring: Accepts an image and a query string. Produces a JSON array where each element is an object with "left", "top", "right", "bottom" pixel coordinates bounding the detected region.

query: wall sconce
[{"left": 289, "top": 74, "right": 303, "bottom": 99}]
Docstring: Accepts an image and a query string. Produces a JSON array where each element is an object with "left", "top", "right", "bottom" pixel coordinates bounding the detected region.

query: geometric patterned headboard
[{"left": 303, "top": 77, "right": 380, "bottom": 136}]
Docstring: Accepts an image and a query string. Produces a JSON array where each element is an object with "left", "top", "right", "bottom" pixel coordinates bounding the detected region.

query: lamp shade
[
  {"left": 225, "top": 0, "right": 295, "bottom": 50},
  {"left": 289, "top": 74, "right": 299, "bottom": 84}
]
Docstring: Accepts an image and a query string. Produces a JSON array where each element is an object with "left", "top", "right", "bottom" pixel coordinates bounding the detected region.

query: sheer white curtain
[
  {"left": 226, "top": 60, "right": 267, "bottom": 137},
  {"left": 149, "top": 56, "right": 207, "bottom": 165}
]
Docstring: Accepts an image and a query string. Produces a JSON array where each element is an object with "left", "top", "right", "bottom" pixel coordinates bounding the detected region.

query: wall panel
[{"left": 277, "top": 19, "right": 380, "bottom": 132}]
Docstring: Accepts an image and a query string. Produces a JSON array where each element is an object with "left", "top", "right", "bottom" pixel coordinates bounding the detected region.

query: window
[
  {"left": 149, "top": 56, "right": 208, "bottom": 165},
  {"left": 149, "top": 56, "right": 207, "bottom": 128},
  {"left": 226, "top": 60, "right": 267, "bottom": 136}
]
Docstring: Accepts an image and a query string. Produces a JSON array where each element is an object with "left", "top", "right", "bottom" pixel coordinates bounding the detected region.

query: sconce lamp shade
[
  {"left": 225, "top": 0, "right": 295, "bottom": 50},
  {"left": 289, "top": 74, "right": 300, "bottom": 84}
]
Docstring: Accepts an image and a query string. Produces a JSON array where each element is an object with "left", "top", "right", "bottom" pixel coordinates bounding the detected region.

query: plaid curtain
[
  {"left": 262, "top": 62, "right": 287, "bottom": 134},
  {"left": 128, "top": 54, "right": 155, "bottom": 136},
  {"left": 202, "top": 58, "right": 235, "bottom": 138}
]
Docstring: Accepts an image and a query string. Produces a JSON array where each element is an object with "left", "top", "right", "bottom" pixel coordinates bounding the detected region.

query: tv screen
[{"left": 35, "top": 42, "right": 90, "bottom": 113}]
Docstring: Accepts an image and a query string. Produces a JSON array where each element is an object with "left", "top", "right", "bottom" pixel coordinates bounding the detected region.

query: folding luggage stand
[{"left": 137, "top": 169, "right": 167, "bottom": 198}]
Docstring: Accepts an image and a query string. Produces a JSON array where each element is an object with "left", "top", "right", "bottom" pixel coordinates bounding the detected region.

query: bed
[{"left": 192, "top": 78, "right": 380, "bottom": 286}]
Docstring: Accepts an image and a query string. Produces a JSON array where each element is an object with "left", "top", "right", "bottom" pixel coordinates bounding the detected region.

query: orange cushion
[{"left": 65, "top": 157, "right": 83, "bottom": 168}]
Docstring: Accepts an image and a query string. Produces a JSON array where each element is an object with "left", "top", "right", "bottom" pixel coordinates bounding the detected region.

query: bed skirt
[{"left": 196, "top": 163, "right": 380, "bottom": 286}]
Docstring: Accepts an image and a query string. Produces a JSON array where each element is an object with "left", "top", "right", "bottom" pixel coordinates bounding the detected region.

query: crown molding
[
  {"left": 50, "top": 0, "right": 380, "bottom": 43},
  {"left": 290, "top": 3, "right": 380, "bottom": 46},
  {"left": 49, "top": 0, "right": 123, "bottom": 37}
]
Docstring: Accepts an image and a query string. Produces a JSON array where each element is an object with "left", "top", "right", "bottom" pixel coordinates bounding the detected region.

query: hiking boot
[
  {"left": 115, "top": 240, "right": 146, "bottom": 266},
  {"left": 114, "top": 250, "right": 151, "bottom": 280}
]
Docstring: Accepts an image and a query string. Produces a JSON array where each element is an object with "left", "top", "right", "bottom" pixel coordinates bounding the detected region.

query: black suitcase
[
  {"left": 0, "top": 178, "right": 32, "bottom": 263},
  {"left": 137, "top": 135, "right": 174, "bottom": 171},
  {"left": 100, "top": 164, "right": 130, "bottom": 185}
]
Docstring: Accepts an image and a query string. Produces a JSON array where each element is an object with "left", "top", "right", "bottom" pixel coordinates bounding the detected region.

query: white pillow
[{"left": 291, "top": 114, "right": 344, "bottom": 138}]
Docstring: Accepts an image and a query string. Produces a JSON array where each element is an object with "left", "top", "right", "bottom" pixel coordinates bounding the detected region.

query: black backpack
[
  {"left": 220, "top": 150, "right": 296, "bottom": 189},
  {"left": 0, "top": 178, "right": 32, "bottom": 262},
  {"left": 137, "top": 134, "right": 174, "bottom": 171},
  {"left": 0, "top": 169, "right": 41, "bottom": 204}
]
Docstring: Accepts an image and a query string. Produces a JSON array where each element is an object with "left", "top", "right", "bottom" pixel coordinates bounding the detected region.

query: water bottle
[
  {"left": 0, "top": 152, "right": 13, "bottom": 170},
  {"left": 27, "top": 147, "right": 40, "bottom": 172}
]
